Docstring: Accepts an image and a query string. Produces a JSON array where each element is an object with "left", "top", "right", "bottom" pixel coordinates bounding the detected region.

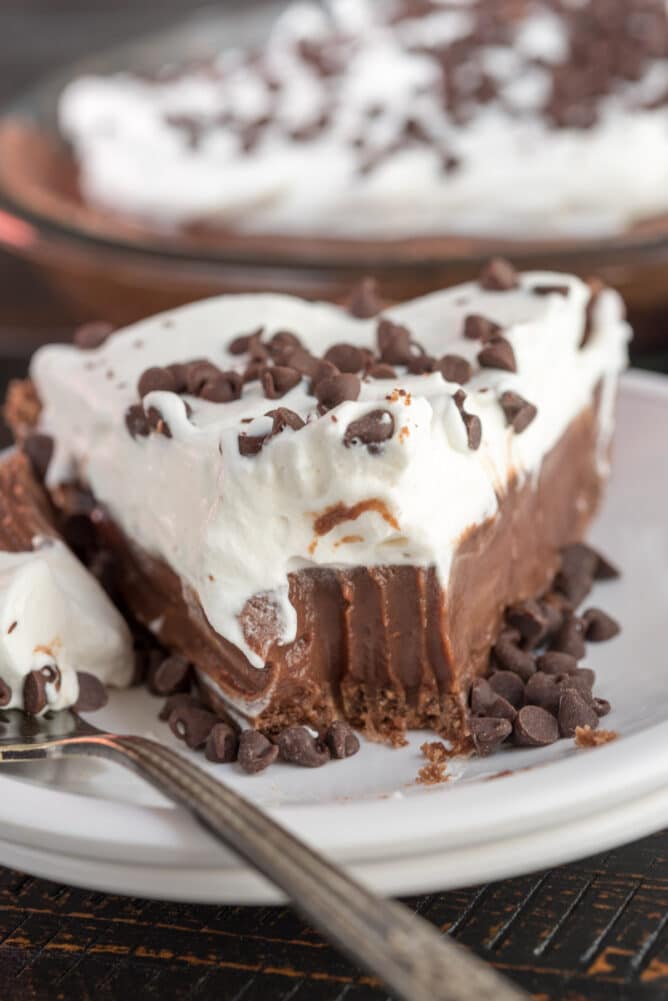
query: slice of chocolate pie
[{"left": 5, "top": 262, "right": 629, "bottom": 742}]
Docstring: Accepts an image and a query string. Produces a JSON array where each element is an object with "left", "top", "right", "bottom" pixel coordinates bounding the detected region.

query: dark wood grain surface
[
  {"left": 4, "top": 831, "right": 668, "bottom": 1001},
  {"left": 1, "top": 4, "right": 668, "bottom": 1001}
]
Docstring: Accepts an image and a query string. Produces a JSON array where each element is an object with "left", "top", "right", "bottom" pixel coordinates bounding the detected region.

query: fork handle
[{"left": 64, "top": 734, "right": 526, "bottom": 1001}]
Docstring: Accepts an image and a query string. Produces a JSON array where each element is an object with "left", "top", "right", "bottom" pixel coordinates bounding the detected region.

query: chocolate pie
[
  {"left": 51, "top": 0, "right": 668, "bottom": 242},
  {"left": 4, "top": 262, "right": 630, "bottom": 744}
]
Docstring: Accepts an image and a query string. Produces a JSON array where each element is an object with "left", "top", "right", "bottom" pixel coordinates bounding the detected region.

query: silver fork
[{"left": 0, "top": 709, "right": 527, "bottom": 1001}]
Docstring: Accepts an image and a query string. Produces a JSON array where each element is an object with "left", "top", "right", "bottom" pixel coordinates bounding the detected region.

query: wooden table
[{"left": 2, "top": 4, "right": 668, "bottom": 1000}]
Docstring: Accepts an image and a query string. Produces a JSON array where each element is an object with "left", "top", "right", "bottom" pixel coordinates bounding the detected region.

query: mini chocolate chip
[
  {"left": 478, "top": 336, "right": 517, "bottom": 373},
  {"left": 582, "top": 607, "right": 621, "bottom": 642},
  {"left": 261, "top": 365, "right": 301, "bottom": 399},
  {"left": 536, "top": 652, "right": 578, "bottom": 675},
  {"left": 488, "top": 671, "right": 525, "bottom": 708},
  {"left": 594, "top": 551, "right": 620, "bottom": 581},
  {"left": 186, "top": 360, "right": 223, "bottom": 396},
  {"left": 138, "top": 366, "right": 178, "bottom": 398},
  {"left": 367, "top": 363, "right": 396, "bottom": 379},
  {"left": 40, "top": 664, "right": 60, "bottom": 687},
  {"left": 149, "top": 654, "right": 192, "bottom": 696},
  {"left": 166, "top": 112, "right": 205, "bottom": 147},
  {"left": 580, "top": 277, "right": 604, "bottom": 349},
  {"left": 506, "top": 599, "right": 550, "bottom": 649},
  {"left": 553, "top": 570, "right": 593, "bottom": 609},
  {"left": 278, "top": 726, "right": 331, "bottom": 767},
  {"left": 407, "top": 354, "right": 437, "bottom": 375},
  {"left": 297, "top": 36, "right": 341, "bottom": 77},
  {"left": 439, "top": 354, "right": 472, "bottom": 384},
  {"left": 314, "top": 373, "right": 361, "bottom": 410},
  {"left": 558, "top": 691, "right": 599, "bottom": 738},
  {"left": 146, "top": 406, "right": 172, "bottom": 438},
  {"left": 470, "top": 678, "right": 496, "bottom": 715},
  {"left": 463, "top": 314, "right": 501, "bottom": 341},
  {"left": 74, "top": 672, "right": 108, "bottom": 712},
  {"left": 279, "top": 346, "right": 320, "bottom": 380},
  {"left": 22, "top": 433, "right": 54, "bottom": 483},
  {"left": 560, "top": 543, "right": 600, "bottom": 581},
  {"left": 0, "top": 680, "right": 10, "bottom": 706},
  {"left": 551, "top": 617, "right": 587, "bottom": 659},
  {"left": 347, "top": 277, "right": 384, "bottom": 319},
  {"left": 243, "top": 359, "right": 266, "bottom": 384},
  {"left": 290, "top": 109, "right": 331, "bottom": 141},
  {"left": 343, "top": 409, "right": 395, "bottom": 452},
  {"left": 489, "top": 696, "right": 518, "bottom": 722},
  {"left": 479, "top": 258, "right": 519, "bottom": 292},
  {"left": 228, "top": 327, "right": 265, "bottom": 355},
  {"left": 453, "top": 390, "right": 482, "bottom": 451},
  {"left": 164, "top": 363, "right": 189, "bottom": 393},
  {"left": 532, "top": 284, "right": 570, "bottom": 297},
  {"left": 499, "top": 391, "right": 537, "bottom": 433},
  {"left": 169, "top": 705, "right": 217, "bottom": 749},
  {"left": 493, "top": 636, "right": 536, "bottom": 680},
  {"left": 23, "top": 670, "right": 48, "bottom": 715},
  {"left": 524, "top": 672, "right": 561, "bottom": 714},
  {"left": 471, "top": 678, "right": 516, "bottom": 722},
  {"left": 324, "top": 343, "right": 367, "bottom": 374},
  {"left": 514, "top": 705, "right": 559, "bottom": 747},
  {"left": 238, "top": 432, "right": 267, "bottom": 457},
  {"left": 377, "top": 318, "right": 414, "bottom": 365},
  {"left": 470, "top": 716, "right": 512, "bottom": 756},
  {"left": 325, "top": 721, "right": 360, "bottom": 759},
  {"left": 125, "top": 404, "right": 150, "bottom": 438},
  {"left": 268, "top": 331, "right": 302, "bottom": 358},
  {"left": 238, "top": 730, "right": 279, "bottom": 773},
  {"left": 573, "top": 666, "right": 596, "bottom": 688},
  {"left": 74, "top": 321, "right": 115, "bottom": 350},
  {"left": 554, "top": 547, "right": 596, "bottom": 606},
  {"left": 266, "top": 408, "right": 306, "bottom": 436},
  {"left": 498, "top": 626, "right": 521, "bottom": 645},
  {"left": 442, "top": 153, "right": 460, "bottom": 174},
  {"left": 159, "top": 692, "right": 198, "bottom": 721},
  {"left": 200, "top": 371, "right": 243, "bottom": 403},
  {"left": 593, "top": 698, "right": 611, "bottom": 717},
  {"left": 539, "top": 596, "right": 566, "bottom": 638},
  {"left": 205, "top": 722, "right": 239, "bottom": 763},
  {"left": 558, "top": 672, "right": 594, "bottom": 702},
  {"left": 310, "top": 359, "right": 340, "bottom": 389}
]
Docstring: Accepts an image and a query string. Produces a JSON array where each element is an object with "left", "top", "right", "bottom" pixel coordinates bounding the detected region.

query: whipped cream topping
[
  {"left": 0, "top": 538, "right": 133, "bottom": 714},
  {"left": 58, "top": 0, "right": 668, "bottom": 238},
  {"left": 32, "top": 271, "right": 629, "bottom": 685}
]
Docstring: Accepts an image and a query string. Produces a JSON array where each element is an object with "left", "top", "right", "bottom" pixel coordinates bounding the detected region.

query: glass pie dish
[{"left": 0, "top": 4, "right": 666, "bottom": 347}]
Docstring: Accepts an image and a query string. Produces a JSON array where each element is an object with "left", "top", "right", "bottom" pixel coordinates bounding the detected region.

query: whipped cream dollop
[
  {"left": 0, "top": 538, "right": 133, "bottom": 714},
  {"left": 32, "top": 271, "right": 629, "bottom": 682},
  {"left": 58, "top": 0, "right": 668, "bottom": 238}
]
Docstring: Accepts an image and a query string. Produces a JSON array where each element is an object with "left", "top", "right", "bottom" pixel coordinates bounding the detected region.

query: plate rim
[{"left": 3, "top": 772, "right": 668, "bottom": 904}]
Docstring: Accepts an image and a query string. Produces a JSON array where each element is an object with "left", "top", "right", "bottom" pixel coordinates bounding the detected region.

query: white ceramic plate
[{"left": 0, "top": 370, "right": 666, "bottom": 903}]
